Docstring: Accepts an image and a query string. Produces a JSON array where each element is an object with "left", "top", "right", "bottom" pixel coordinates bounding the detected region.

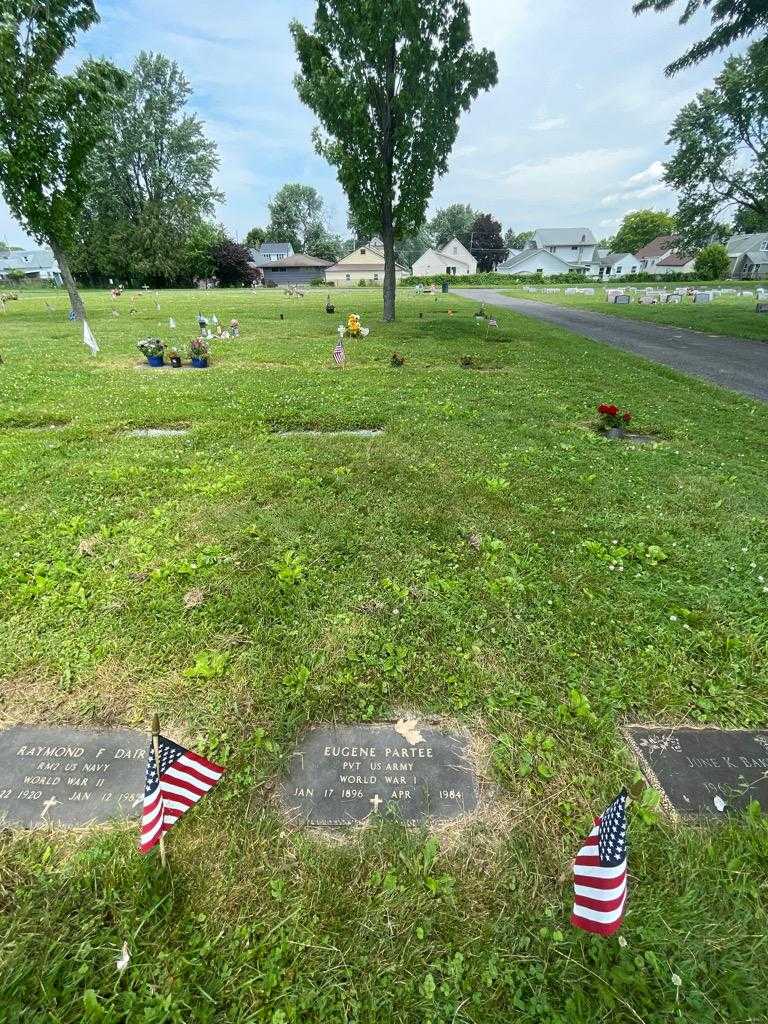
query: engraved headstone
[
  {"left": 626, "top": 726, "right": 768, "bottom": 817},
  {"left": 0, "top": 726, "right": 146, "bottom": 828},
  {"left": 613, "top": 295, "right": 631, "bottom": 304},
  {"left": 278, "top": 721, "right": 478, "bottom": 827},
  {"left": 755, "top": 303, "right": 768, "bottom": 314}
]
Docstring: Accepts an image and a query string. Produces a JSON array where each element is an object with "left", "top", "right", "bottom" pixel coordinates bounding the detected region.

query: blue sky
[{"left": 0, "top": 0, "right": 746, "bottom": 247}]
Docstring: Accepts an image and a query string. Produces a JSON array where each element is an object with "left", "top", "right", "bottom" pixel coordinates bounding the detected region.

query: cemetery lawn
[
  {"left": 2, "top": 287, "right": 768, "bottom": 1024},
  {"left": 499, "top": 284, "right": 768, "bottom": 342}
]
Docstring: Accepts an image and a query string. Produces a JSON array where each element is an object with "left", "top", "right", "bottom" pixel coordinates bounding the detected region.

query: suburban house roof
[
  {"left": 325, "top": 262, "right": 409, "bottom": 273},
  {"left": 439, "top": 237, "right": 474, "bottom": 263},
  {"left": 327, "top": 239, "right": 408, "bottom": 273},
  {"left": 259, "top": 242, "right": 294, "bottom": 256},
  {"left": 726, "top": 233, "right": 768, "bottom": 256},
  {"left": 265, "top": 253, "right": 333, "bottom": 268},
  {"left": 635, "top": 234, "right": 679, "bottom": 260},
  {"left": 0, "top": 248, "right": 58, "bottom": 273},
  {"left": 601, "top": 252, "right": 636, "bottom": 267},
  {"left": 656, "top": 252, "right": 694, "bottom": 267},
  {"left": 498, "top": 248, "right": 573, "bottom": 272},
  {"left": 533, "top": 228, "right": 596, "bottom": 247}
]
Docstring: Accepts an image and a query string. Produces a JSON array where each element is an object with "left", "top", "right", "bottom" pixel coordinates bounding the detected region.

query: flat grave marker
[
  {"left": 0, "top": 726, "right": 146, "bottom": 828},
  {"left": 626, "top": 725, "right": 768, "bottom": 817},
  {"left": 278, "top": 721, "right": 478, "bottom": 827}
]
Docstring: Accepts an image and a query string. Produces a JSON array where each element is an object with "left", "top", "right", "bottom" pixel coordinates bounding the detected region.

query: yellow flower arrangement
[{"left": 339, "top": 313, "right": 369, "bottom": 339}]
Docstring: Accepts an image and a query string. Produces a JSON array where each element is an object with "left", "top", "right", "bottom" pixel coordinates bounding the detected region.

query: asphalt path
[{"left": 453, "top": 288, "right": 768, "bottom": 402}]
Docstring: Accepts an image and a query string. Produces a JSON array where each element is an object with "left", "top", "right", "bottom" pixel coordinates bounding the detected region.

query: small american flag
[
  {"left": 333, "top": 342, "right": 346, "bottom": 366},
  {"left": 571, "top": 789, "right": 628, "bottom": 936},
  {"left": 139, "top": 735, "right": 224, "bottom": 854}
]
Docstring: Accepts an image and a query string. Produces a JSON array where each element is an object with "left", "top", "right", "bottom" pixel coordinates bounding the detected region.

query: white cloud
[
  {"left": 503, "top": 147, "right": 643, "bottom": 203},
  {"left": 626, "top": 160, "right": 665, "bottom": 187},
  {"left": 530, "top": 116, "right": 566, "bottom": 132}
]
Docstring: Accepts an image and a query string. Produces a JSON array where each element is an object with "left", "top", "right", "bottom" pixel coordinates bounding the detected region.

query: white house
[
  {"left": 325, "top": 238, "right": 410, "bottom": 286},
  {"left": 412, "top": 237, "right": 477, "bottom": 276},
  {"left": 598, "top": 252, "right": 641, "bottom": 279},
  {"left": 257, "top": 242, "right": 294, "bottom": 263},
  {"left": 0, "top": 248, "right": 61, "bottom": 284},
  {"left": 726, "top": 234, "right": 768, "bottom": 279},
  {"left": 496, "top": 228, "right": 600, "bottom": 276}
]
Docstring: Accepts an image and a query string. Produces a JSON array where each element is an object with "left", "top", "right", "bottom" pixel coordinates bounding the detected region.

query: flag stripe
[
  {"left": 139, "top": 736, "right": 225, "bottom": 855},
  {"left": 570, "top": 791, "right": 628, "bottom": 938}
]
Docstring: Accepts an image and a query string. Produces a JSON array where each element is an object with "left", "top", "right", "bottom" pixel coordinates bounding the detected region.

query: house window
[
  {"left": 452, "top": 247, "right": 457, "bottom": 254},
  {"left": 761, "top": 242, "right": 768, "bottom": 252},
  {"left": 536, "top": 268, "right": 543, "bottom": 275},
  {"left": 373, "top": 273, "right": 379, "bottom": 281},
  {"left": 616, "top": 266, "right": 622, "bottom": 274},
  {"left": 345, "top": 274, "right": 351, "bottom": 281},
  {"left": 360, "top": 248, "right": 366, "bottom": 255},
  {"left": 572, "top": 246, "right": 578, "bottom": 251}
]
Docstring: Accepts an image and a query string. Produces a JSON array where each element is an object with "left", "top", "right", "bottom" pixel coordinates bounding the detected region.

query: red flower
[
  {"left": 623, "top": 412, "right": 632, "bottom": 423},
  {"left": 598, "top": 403, "right": 618, "bottom": 416}
]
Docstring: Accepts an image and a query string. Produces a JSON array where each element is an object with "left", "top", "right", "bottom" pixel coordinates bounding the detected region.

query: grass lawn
[
  {"left": 1, "top": 286, "right": 768, "bottom": 1023},
  {"left": 495, "top": 284, "right": 768, "bottom": 342}
]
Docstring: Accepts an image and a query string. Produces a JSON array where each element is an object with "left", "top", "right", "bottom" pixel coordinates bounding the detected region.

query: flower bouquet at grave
[
  {"left": 597, "top": 403, "right": 632, "bottom": 436},
  {"left": 189, "top": 336, "right": 210, "bottom": 368},
  {"left": 169, "top": 347, "right": 182, "bottom": 368},
  {"left": 340, "top": 312, "right": 370, "bottom": 339},
  {"left": 137, "top": 337, "right": 165, "bottom": 366}
]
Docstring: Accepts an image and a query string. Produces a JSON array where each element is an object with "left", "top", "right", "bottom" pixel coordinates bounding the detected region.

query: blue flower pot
[
  {"left": 147, "top": 354, "right": 164, "bottom": 367},
  {"left": 191, "top": 356, "right": 209, "bottom": 368}
]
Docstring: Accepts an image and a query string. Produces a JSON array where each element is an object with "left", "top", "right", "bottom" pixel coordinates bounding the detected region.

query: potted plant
[
  {"left": 597, "top": 403, "right": 632, "bottom": 438},
  {"left": 169, "top": 347, "right": 182, "bottom": 368},
  {"left": 325, "top": 295, "right": 335, "bottom": 314},
  {"left": 189, "top": 336, "right": 210, "bottom": 368},
  {"left": 137, "top": 337, "right": 165, "bottom": 367}
]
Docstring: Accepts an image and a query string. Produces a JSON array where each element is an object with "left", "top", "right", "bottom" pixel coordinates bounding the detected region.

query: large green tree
[
  {"left": 267, "top": 183, "right": 326, "bottom": 251},
  {"left": 504, "top": 227, "right": 534, "bottom": 250},
  {"left": 633, "top": 0, "right": 768, "bottom": 75},
  {"left": 664, "top": 40, "right": 768, "bottom": 249},
  {"left": 73, "top": 51, "right": 222, "bottom": 286},
  {"left": 429, "top": 203, "right": 476, "bottom": 249},
  {"left": 470, "top": 213, "right": 507, "bottom": 271},
  {"left": 292, "top": 1, "right": 497, "bottom": 321},
  {"left": 694, "top": 242, "right": 730, "bottom": 279},
  {"left": 244, "top": 225, "right": 267, "bottom": 250},
  {"left": 612, "top": 209, "right": 677, "bottom": 254},
  {"left": 0, "top": 1, "right": 125, "bottom": 317}
]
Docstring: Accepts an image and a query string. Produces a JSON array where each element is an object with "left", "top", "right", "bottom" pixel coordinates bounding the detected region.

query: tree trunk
[
  {"left": 49, "top": 239, "right": 85, "bottom": 320},
  {"left": 380, "top": 41, "right": 397, "bottom": 323},
  {"left": 382, "top": 212, "right": 396, "bottom": 322}
]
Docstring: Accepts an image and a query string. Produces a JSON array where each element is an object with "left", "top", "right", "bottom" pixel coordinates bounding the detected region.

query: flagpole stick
[{"left": 151, "top": 713, "right": 167, "bottom": 868}]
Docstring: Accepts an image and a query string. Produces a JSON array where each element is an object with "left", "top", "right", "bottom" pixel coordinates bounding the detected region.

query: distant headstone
[
  {"left": 694, "top": 292, "right": 712, "bottom": 304},
  {"left": 613, "top": 295, "right": 631, "bottom": 305},
  {"left": 278, "top": 721, "right": 478, "bottom": 827},
  {"left": 626, "top": 726, "right": 768, "bottom": 817},
  {"left": 756, "top": 303, "right": 768, "bottom": 314},
  {"left": 0, "top": 726, "right": 146, "bottom": 828}
]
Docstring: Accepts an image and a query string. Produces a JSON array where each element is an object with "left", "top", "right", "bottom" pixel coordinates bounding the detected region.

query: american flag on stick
[
  {"left": 571, "top": 789, "right": 628, "bottom": 936},
  {"left": 333, "top": 341, "right": 346, "bottom": 366},
  {"left": 139, "top": 728, "right": 224, "bottom": 858}
]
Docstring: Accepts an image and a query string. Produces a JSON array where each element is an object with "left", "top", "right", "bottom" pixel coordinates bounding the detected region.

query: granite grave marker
[
  {"left": 278, "top": 721, "right": 478, "bottom": 827},
  {"left": 0, "top": 726, "right": 146, "bottom": 828},
  {"left": 626, "top": 726, "right": 768, "bottom": 817}
]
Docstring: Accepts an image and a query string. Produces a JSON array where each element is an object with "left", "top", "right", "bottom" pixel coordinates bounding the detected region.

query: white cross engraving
[
  {"left": 40, "top": 796, "right": 60, "bottom": 820},
  {"left": 369, "top": 794, "right": 383, "bottom": 813}
]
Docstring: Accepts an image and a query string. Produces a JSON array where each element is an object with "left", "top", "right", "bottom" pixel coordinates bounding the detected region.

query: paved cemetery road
[{"left": 454, "top": 288, "right": 768, "bottom": 402}]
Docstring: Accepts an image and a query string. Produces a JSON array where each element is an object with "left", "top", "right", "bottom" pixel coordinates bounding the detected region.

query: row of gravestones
[{"left": 1, "top": 721, "right": 767, "bottom": 829}]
